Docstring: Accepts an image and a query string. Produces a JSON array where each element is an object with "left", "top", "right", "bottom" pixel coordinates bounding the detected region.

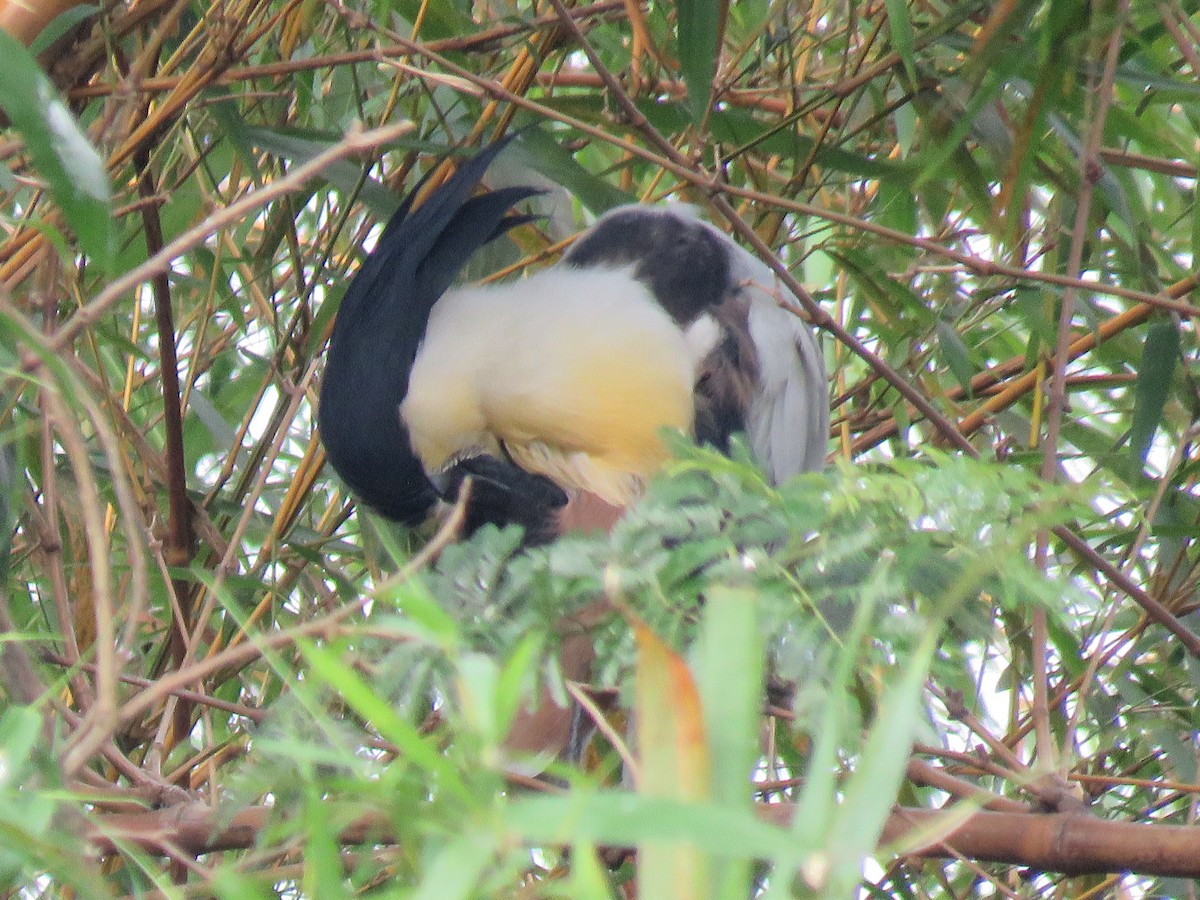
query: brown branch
[
  {"left": 0, "top": 590, "right": 48, "bottom": 707},
  {"left": 33, "top": 261, "right": 89, "bottom": 709},
  {"left": 1033, "top": 0, "right": 1130, "bottom": 772},
  {"left": 877, "top": 807, "right": 1200, "bottom": 878},
  {"left": 905, "top": 759, "right": 1030, "bottom": 814},
  {"left": 41, "top": 652, "right": 266, "bottom": 723},
  {"left": 85, "top": 801, "right": 1200, "bottom": 879},
  {"left": 536, "top": 71, "right": 839, "bottom": 122},
  {"left": 135, "top": 148, "right": 196, "bottom": 734}
]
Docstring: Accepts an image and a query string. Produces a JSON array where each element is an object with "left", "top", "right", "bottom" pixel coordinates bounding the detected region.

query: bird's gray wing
[
  {"left": 745, "top": 297, "right": 829, "bottom": 480},
  {"left": 725, "top": 240, "right": 829, "bottom": 481}
]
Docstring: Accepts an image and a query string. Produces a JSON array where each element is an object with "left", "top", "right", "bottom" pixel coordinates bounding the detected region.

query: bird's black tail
[{"left": 318, "top": 135, "right": 539, "bottom": 525}]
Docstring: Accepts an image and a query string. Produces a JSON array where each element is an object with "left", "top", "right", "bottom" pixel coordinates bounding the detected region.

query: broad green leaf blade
[
  {"left": 515, "top": 128, "right": 632, "bottom": 215},
  {"left": 935, "top": 319, "right": 975, "bottom": 397},
  {"left": 677, "top": 0, "right": 724, "bottom": 123},
  {"left": 696, "top": 586, "right": 763, "bottom": 899},
  {"left": 299, "top": 642, "right": 472, "bottom": 803},
  {"left": 822, "top": 630, "right": 939, "bottom": 893},
  {"left": 29, "top": 4, "right": 99, "bottom": 55},
  {"left": 388, "top": 0, "right": 475, "bottom": 41},
  {"left": 506, "top": 791, "right": 795, "bottom": 859},
  {"left": 882, "top": 0, "right": 918, "bottom": 82},
  {"left": 0, "top": 706, "right": 43, "bottom": 781},
  {"left": 493, "top": 631, "right": 543, "bottom": 745},
  {"left": 210, "top": 868, "right": 272, "bottom": 900},
  {"left": 633, "top": 614, "right": 712, "bottom": 899},
  {"left": 301, "top": 779, "right": 343, "bottom": 899},
  {"left": 0, "top": 30, "right": 113, "bottom": 270},
  {"left": 412, "top": 829, "right": 498, "bottom": 900},
  {"left": 455, "top": 650, "right": 502, "bottom": 746},
  {"left": 697, "top": 586, "right": 761, "bottom": 805},
  {"left": 558, "top": 843, "right": 612, "bottom": 900},
  {"left": 1129, "top": 319, "right": 1179, "bottom": 468}
]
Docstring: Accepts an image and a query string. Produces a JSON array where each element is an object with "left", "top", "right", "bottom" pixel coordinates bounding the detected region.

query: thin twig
[
  {"left": 1034, "top": 0, "right": 1132, "bottom": 775},
  {"left": 33, "top": 121, "right": 413, "bottom": 364},
  {"left": 136, "top": 143, "right": 197, "bottom": 745}
]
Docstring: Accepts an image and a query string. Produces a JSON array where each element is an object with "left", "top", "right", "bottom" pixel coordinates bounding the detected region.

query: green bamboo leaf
[
  {"left": 1191, "top": 168, "right": 1200, "bottom": 267},
  {"left": 789, "top": 556, "right": 889, "bottom": 855},
  {"left": 912, "top": 74, "right": 1004, "bottom": 196},
  {"left": 1047, "top": 113, "right": 1137, "bottom": 245},
  {"left": 934, "top": 319, "right": 976, "bottom": 397},
  {"left": 412, "top": 829, "right": 497, "bottom": 900},
  {"left": 209, "top": 102, "right": 402, "bottom": 219},
  {"left": 0, "top": 30, "right": 113, "bottom": 270},
  {"left": 537, "top": 95, "right": 903, "bottom": 180},
  {"left": 0, "top": 435, "right": 16, "bottom": 584},
  {"left": 558, "top": 843, "right": 612, "bottom": 900},
  {"left": 28, "top": 4, "right": 99, "bottom": 54},
  {"left": 388, "top": 0, "right": 474, "bottom": 41},
  {"left": 210, "top": 868, "right": 271, "bottom": 900},
  {"left": 301, "top": 780, "right": 343, "bottom": 898},
  {"left": 515, "top": 128, "right": 631, "bottom": 214},
  {"left": 299, "top": 642, "right": 472, "bottom": 803},
  {"left": 696, "top": 586, "right": 763, "bottom": 899},
  {"left": 454, "top": 651, "right": 502, "bottom": 745},
  {"left": 494, "top": 632, "right": 543, "bottom": 744},
  {"left": 1115, "top": 63, "right": 1200, "bottom": 99},
  {"left": 823, "top": 631, "right": 938, "bottom": 893},
  {"left": 882, "top": 0, "right": 918, "bottom": 82},
  {"left": 633, "top": 614, "right": 712, "bottom": 899},
  {"left": 677, "top": 0, "right": 724, "bottom": 123},
  {"left": 506, "top": 792, "right": 794, "bottom": 859},
  {"left": 0, "top": 707, "right": 42, "bottom": 782},
  {"left": 1130, "top": 319, "right": 1180, "bottom": 467}
]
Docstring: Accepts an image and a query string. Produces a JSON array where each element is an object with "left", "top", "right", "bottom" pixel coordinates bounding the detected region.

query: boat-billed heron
[{"left": 318, "top": 136, "right": 828, "bottom": 539}]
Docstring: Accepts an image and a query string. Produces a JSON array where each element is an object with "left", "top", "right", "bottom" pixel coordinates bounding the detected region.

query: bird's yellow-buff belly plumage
[{"left": 402, "top": 267, "right": 696, "bottom": 506}]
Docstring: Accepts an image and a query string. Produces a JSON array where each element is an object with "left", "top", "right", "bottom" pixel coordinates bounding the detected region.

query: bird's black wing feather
[
  {"left": 415, "top": 187, "right": 543, "bottom": 307},
  {"left": 318, "top": 135, "right": 538, "bottom": 524}
]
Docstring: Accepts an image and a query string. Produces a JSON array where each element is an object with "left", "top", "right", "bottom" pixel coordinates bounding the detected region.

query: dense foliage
[{"left": 3, "top": 0, "right": 1200, "bottom": 896}]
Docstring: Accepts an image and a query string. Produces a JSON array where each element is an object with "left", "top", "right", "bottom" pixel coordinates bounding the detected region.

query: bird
[
  {"left": 318, "top": 134, "right": 829, "bottom": 763},
  {"left": 318, "top": 135, "right": 828, "bottom": 543}
]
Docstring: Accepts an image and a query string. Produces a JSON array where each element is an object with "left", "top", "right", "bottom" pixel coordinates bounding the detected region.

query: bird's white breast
[{"left": 402, "top": 266, "right": 697, "bottom": 503}]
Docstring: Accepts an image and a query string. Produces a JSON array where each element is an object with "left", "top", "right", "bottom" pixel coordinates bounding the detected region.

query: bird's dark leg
[
  {"left": 504, "top": 599, "right": 614, "bottom": 767},
  {"left": 435, "top": 459, "right": 626, "bottom": 768}
]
